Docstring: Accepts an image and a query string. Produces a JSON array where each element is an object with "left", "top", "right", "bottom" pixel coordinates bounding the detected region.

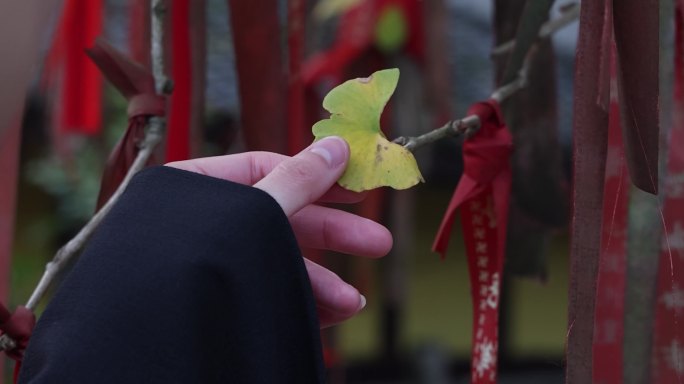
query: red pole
[
  {"left": 56, "top": 0, "right": 103, "bottom": 135},
  {"left": 0, "top": 116, "right": 23, "bottom": 384},
  {"left": 166, "top": 0, "right": 192, "bottom": 162}
]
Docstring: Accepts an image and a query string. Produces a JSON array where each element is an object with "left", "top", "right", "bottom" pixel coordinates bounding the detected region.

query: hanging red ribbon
[
  {"left": 0, "top": 115, "right": 23, "bottom": 384},
  {"left": 227, "top": 0, "right": 287, "bottom": 153},
  {"left": 287, "top": 0, "right": 306, "bottom": 155},
  {"left": 0, "top": 304, "right": 35, "bottom": 363},
  {"left": 166, "top": 0, "right": 192, "bottom": 162},
  {"left": 651, "top": 2, "right": 684, "bottom": 381},
  {"left": 432, "top": 100, "right": 512, "bottom": 384},
  {"left": 129, "top": 0, "right": 151, "bottom": 70},
  {"left": 1, "top": 301, "right": 36, "bottom": 384},
  {"left": 592, "top": 46, "right": 628, "bottom": 384},
  {"left": 302, "top": 0, "right": 424, "bottom": 86},
  {"left": 612, "top": 0, "right": 660, "bottom": 194},
  {"left": 85, "top": 39, "right": 166, "bottom": 209},
  {"left": 47, "top": 0, "right": 103, "bottom": 135}
]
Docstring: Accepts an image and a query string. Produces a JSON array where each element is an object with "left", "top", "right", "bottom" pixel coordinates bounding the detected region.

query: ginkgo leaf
[{"left": 312, "top": 68, "right": 424, "bottom": 192}]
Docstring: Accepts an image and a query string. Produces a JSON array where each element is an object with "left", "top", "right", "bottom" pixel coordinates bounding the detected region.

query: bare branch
[
  {"left": 491, "top": 2, "right": 580, "bottom": 57},
  {"left": 0, "top": 335, "right": 15, "bottom": 351},
  {"left": 393, "top": 115, "right": 481, "bottom": 152},
  {"left": 1, "top": 0, "right": 172, "bottom": 353},
  {"left": 394, "top": 60, "right": 529, "bottom": 152},
  {"left": 24, "top": 132, "right": 163, "bottom": 311}
]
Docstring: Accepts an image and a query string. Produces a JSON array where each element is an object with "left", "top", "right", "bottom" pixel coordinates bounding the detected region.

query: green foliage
[{"left": 312, "top": 68, "right": 424, "bottom": 192}]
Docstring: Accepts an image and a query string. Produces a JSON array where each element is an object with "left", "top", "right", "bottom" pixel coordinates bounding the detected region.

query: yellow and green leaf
[{"left": 312, "top": 68, "right": 424, "bottom": 192}]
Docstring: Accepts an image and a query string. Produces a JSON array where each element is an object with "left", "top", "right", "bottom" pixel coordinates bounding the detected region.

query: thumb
[{"left": 254, "top": 136, "right": 349, "bottom": 216}]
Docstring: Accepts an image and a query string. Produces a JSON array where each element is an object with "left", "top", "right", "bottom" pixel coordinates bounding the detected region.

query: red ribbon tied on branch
[
  {"left": 85, "top": 39, "right": 166, "bottom": 209},
  {"left": 0, "top": 304, "right": 35, "bottom": 362},
  {"left": 432, "top": 100, "right": 512, "bottom": 384}
]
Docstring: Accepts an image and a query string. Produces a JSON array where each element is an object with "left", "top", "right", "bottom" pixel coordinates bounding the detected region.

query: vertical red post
[
  {"left": 566, "top": 1, "right": 610, "bottom": 382},
  {"left": 57, "top": 0, "right": 103, "bottom": 134},
  {"left": 592, "top": 51, "right": 628, "bottom": 383},
  {"left": 651, "top": 2, "right": 684, "bottom": 381},
  {"left": 0, "top": 116, "right": 23, "bottom": 384},
  {"left": 166, "top": 0, "right": 192, "bottom": 162},
  {"left": 227, "top": 0, "right": 287, "bottom": 153},
  {"left": 287, "top": 0, "right": 306, "bottom": 155},
  {"left": 129, "top": 0, "right": 151, "bottom": 69}
]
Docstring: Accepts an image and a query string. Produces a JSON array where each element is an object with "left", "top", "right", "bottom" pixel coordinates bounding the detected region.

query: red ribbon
[
  {"left": 1, "top": 116, "right": 23, "bottom": 384},
  {"left": 129, "top": 0, "right": 151, "bottom": 70},
  {"left": 46, "top": 0, "right": 103, "bottom": 135},
  {"left": 85, "top": 39, "right": 166, "bottom": 209},
  {"left": 651, "top": 2, "right": 684, "bottom": 381},
  {"left": 0, "top": 304, "right": 36, "bottom": 364},
  {"left": 166, "top": 0, "right": 192, "bottom": 162},
  {"left": 592, "top": 46, "right": 628, "bottom": 383},
  {"left": 432, "top": 100, "right": 512, "bottom": 383},
  {"left": 301, "top": 0, "right": 424, "bottom": 86}
]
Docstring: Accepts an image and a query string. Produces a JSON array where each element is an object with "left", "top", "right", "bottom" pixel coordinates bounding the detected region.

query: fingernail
[
  {"left": 358, "top": 295, "right": 367, "bottom": 311},
  {"left": 310, "top": 136, "right": 348, "bottom": 168}
]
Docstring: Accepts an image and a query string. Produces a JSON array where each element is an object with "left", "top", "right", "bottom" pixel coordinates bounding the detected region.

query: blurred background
[{"left": 4, "top": 0, "right": 585, "bottom": 382}]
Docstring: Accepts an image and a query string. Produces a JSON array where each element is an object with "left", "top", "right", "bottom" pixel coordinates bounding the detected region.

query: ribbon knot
[
  {"left": 85, "top": 38, "right": 166, "bottom": 209},
  {"left": 432, "top": 100, "right": 512, "bottom": 258},
  {"left": 128, "top": 94, "right": 166, "bottom": 119},
  {"left": 462, "top": 102, "right": 513, "bottom": 184},
  {"left": 0, "top": 305, "right": 35, "bottom": 361}
]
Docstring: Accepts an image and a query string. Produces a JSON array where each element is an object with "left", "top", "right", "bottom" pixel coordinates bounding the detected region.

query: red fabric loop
[
  {"left": 86, "top": 38, "right": 166, "bottom": 209},
  {"left": 86, "top": 38, "right": 157, "bottom": 98},
  {"left": 0, "top": 306, "right": 36, "bottom": 361},
  {"left": 128, "top": 94, "right": 166, "bottom": 119},
  {"left": 462, "top": 101, "right": 513, "bottom": 183}
]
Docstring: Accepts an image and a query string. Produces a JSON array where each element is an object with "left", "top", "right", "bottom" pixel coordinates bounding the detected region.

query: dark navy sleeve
[{"left": 19, "top": 166, "right": 325, "bottom": 383}]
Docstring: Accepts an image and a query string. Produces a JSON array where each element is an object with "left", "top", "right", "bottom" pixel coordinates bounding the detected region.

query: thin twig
[
  {"left": 393, "top": 115, "right": 481, "bottom": 152},
  {"left": 24, "top": 133, "right": 163, "bottom": 311},
  {"left": 0, "top": 335, "right": 15, "bottom": 352},
  {"left": 394, "top": 62, "right": 529, "bottom": 152},
  {"left": 0, "top": 0, "right": 171, "bottom": 352},
  {"left": 491, "top": 2, "right": 580, "bottom": 57}
]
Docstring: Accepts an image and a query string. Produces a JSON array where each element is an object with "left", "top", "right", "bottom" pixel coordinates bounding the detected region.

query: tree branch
[
  {"left": 0, "top": 0, "right": 171, "bottom": 352},
  {"left": 491, "top": 2, "right": 580, "bottom": 57},
  {"left": 393, "top": 61, "right": 529, "bottom": 152},
  {"left": 393, "top": 3, "right": 579, "bottom": 153}
]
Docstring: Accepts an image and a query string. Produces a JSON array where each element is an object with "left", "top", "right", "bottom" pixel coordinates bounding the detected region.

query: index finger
[{"left": 166, "top": 151, "right": 366, "bottom": 204}]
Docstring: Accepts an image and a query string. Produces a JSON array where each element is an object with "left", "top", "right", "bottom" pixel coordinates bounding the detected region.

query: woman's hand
[{"left": 166, "top": 136, "right": 392, "bottom": 328}]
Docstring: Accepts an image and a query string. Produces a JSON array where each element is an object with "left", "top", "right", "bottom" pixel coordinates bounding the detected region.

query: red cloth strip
[
  {"left": 227, "top": 0, "right": 287, "bottom": 153},
  {"left": 651, "top": 2, "right": 684, "bottom": 381},
  {"left": 565, "top": 1, "right": 610, "bottom": 382},
  {"left": 0, "top": 115, "right": 23, "bottom": 384},
  {"left": 166, "top": 0, "right": 192, "bottom": 162},
  {"left": 432, "top": 100, "right": 512, "bottom": 383},
  {"left": 129, "top": 0, "right": 151, "bottom": 69},
  {"left": 54, "top": 0, "right": 103, "bottom": 135},
  {"left": 0, "top": 306, "right": 35, "bottom": 362},
  {"left": 592, "top": 46, "right": 628, "bottom": 383},
  {"left": 612, "top": 0, "right": 660, "bottom": 194},
  {"left": 287, "top": 0, "right": 306, "bottom": 155},
  {"left": 86, "top": 40, "right": 166, "bottom": 209}
]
